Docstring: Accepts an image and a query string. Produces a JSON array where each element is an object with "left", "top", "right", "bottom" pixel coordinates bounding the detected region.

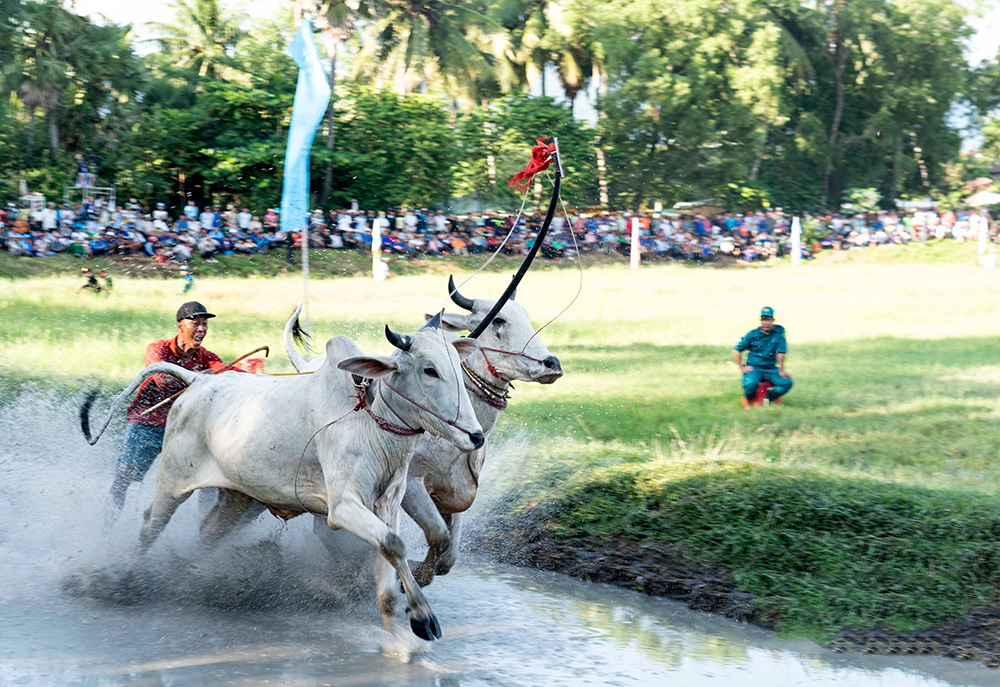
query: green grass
[{"left": 4, "top": 240, "right": 1000, "bottom": 641}]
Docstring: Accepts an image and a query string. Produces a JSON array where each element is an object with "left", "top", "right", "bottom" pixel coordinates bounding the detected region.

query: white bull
[
  {"left": 82, "top": 316, "right": 483, "bottom": 640},
  {"left": 284, "top": 279, "right": 563, "bottom": 587}
]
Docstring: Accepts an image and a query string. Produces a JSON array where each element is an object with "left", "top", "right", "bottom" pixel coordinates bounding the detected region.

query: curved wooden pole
[{"left": 469, "top": 138, "right": 563, "bottom": 339}]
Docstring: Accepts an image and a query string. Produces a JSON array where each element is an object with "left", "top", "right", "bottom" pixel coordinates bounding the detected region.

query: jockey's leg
[
  {"left": 767, "top": 372, "right": 794, "bottom": 400},
  {"left": 742, "top": 369, "right": 763, "bottom": 400}
]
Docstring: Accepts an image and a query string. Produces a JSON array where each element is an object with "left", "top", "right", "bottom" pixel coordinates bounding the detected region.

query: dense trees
[{"left": 0, "top": 0, "right": 996, "bottom": 213}]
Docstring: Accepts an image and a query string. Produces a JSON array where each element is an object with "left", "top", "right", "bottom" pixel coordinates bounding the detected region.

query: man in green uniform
[{"left": 732, "top": 306, "right": 793, "bottom": 406}]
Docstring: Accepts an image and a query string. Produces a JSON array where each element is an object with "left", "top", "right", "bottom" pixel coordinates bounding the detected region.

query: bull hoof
[{"left": 410, "top": 612, "right": 441, "bottom": 641}]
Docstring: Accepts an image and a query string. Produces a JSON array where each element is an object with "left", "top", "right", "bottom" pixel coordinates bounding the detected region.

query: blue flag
[{"left": 280, "top": 19, "right": 331, "bottom": 233}]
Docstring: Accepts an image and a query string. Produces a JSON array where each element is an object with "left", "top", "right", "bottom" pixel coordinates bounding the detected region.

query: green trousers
[{"left": 742, "top": 368, "right": 793, "bottom": 401}]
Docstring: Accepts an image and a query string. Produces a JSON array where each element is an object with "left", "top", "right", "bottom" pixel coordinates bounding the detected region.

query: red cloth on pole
[{"left": 509, "top": 138, "right": 556, "bottom": 192}]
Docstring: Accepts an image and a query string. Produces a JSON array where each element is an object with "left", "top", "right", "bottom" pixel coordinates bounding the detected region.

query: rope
[
  {"left": 354, "top": 384, "right": 422, "bottom": 436},
  {"left": 293, "top": 404, "right": 355, "bottom": 513},
  {"left": 462, "top": 360, "right": 509, "bottom": 409},
  {"left": 446, "top": 184, "right": 531, "bottom": 311},
  {"left": 518, "top": 169, "right": 584, "bottom": 354},
  {"left": 380, "top": 377, "right": 471, "bottom": 434},
  {"left": 446, "top": 136, "right": 556, "bottom": 310},
  {"left": 292, "top": 379, "right": 424, "bottom": 512}
]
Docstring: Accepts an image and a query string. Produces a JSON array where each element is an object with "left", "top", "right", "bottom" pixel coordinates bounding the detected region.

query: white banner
[
  {"left": 976, "top": 214, "right": 988, "bottom": 255},
  {"left": 372, "top": 215, "right": 387, "bottom": 282},
  {"left": 790, "top": 216, "right": 802, "bottom": 264}
]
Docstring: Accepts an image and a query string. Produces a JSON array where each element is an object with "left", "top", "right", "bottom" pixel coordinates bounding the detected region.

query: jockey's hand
[{"left": 741, "top": 365, "right": 754, "bottom": 373}]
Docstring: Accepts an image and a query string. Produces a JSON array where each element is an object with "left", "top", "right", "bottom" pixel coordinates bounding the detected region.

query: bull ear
[
  {"left": 451, "top": 337, "right": 481, "bottom": 361},
  {"left": 439, "top": 312, "right": 469, "bottom": 332},
  {"left": 424, "top": 312, "right": 465, "bottom": 332},
  {"left": 338, "top": 355, "right": 399, "bottom": 378}
]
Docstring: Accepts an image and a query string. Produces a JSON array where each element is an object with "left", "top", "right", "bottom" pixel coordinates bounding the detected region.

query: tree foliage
[{"left": 0, "top": 0, "right": 993, "bottom": 212}]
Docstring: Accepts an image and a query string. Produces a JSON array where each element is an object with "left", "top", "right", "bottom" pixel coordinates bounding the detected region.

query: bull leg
[
  {"left": 436, "top": 512, "right": 460, "bottom": 576},
  {"left": 401, "top": 478, "right": 450, "bottom": 587},
  {"left": 372, "top": 536, "right": 398, "bottom": 634},
  {"left": 326, "top": 493, "right": 440, "bottom": 641},
  {"left": 138, "top": 486, "right": 191, "bottom": 554},
  {"left": 199, "top": 488, "right": 257, "bottom": 546}
]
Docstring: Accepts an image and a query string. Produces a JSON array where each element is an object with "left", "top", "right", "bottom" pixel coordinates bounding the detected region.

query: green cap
[{"left": 761, "top": 306, "right": 774, "bottom": 318}]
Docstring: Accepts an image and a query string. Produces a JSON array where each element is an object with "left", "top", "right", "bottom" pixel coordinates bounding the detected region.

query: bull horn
[
  {"left": 385, "top": 324, "right": 412, "bottom": 351},
  {"left": 422, "top": 309, "right": 443, "bottom": 330},
  {"left": 448, "top": 275, "right": 475, "bottom": 311}
]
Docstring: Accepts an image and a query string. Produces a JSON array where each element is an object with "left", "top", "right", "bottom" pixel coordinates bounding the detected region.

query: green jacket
[{"left": 734, "top": 324, "right": 787, "bottom": 370}]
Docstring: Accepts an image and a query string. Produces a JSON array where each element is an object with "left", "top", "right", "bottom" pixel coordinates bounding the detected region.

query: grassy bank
[{"left": 4, "top": 241, "right": 1000, "bottom": 646}]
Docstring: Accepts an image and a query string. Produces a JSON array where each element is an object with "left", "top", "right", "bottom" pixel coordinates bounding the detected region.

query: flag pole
[
  {"left": 303, "top": 214, "right": 310, "bottom": 332},
  {"left": 280, "top": 17, "right": 330, "bottom": 341}
]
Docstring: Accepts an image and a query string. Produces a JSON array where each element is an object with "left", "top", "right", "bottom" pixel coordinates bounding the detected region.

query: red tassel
[{"left": 509, "top": 137, "right": 556, "bottom": 192}]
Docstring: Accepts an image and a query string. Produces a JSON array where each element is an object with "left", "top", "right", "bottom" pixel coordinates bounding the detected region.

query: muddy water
[{"left": 2, "top": 389, "right": 998, "bottom": 686}]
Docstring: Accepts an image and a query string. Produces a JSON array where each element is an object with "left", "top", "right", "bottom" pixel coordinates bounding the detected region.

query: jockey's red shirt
[{"left": 126, "top": 335, "right": 223, "bottom": 427}]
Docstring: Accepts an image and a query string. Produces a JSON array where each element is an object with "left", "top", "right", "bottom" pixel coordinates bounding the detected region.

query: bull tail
[
  {"left": 283, "top": 302, "right": 312, "bottom": 372},
  {"left": 79, "top": 389, "right": 101, "bottom": 443},
  {"left": 80, "top": 362, "right": 202, "bottom": 446}
]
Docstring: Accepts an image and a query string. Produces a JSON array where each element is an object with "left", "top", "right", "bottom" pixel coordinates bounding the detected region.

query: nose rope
[
  {"left": 441, "top": 326, "right": 461, "bottom": 425},
  {"left": 476, "top": 346, "right": 548, "bottom": 380},
  {"left": 379, "top": 377, "right": 473, "bottom": 435},
  {"left": 353, "top": 383, "right": 423, "bottom": 436}
]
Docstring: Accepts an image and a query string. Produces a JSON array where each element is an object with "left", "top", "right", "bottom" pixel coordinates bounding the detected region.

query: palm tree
[
  {"left": 146, "top": 0, "right": 243, "bottom": 81},
  {"left": 11, "top": 0, "right": 81, "bottom": 159},
  {"left": 352, "top": 0, "right": 518, "bottom": 100},
  {"left": 63, "top": 21, "right": 144, "bottom": 152},
  {"left": 314, "top": 0, "right": 370, "bottom": 206},
  {"left": 0, "top": 0, "right": 22, "bottom": 72}
]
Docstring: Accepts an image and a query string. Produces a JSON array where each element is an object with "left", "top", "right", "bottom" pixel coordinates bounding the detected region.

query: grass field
[{"left": 3, "top": 240, "right": 1000, "bottom": 642}]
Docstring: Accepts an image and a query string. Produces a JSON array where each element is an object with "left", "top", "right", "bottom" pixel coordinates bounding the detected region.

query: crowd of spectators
[{"left": 1, "top": 195, "right": 995, "bottom": 266}]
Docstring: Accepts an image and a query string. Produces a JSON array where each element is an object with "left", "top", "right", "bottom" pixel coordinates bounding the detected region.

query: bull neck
[{"left": 369, "top": 378, "right": 422, "bottom": 437}]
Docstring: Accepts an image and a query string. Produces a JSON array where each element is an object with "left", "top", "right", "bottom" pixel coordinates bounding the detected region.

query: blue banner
[{"left": 280, "top": 19, "right": 331, "bottom": 233}]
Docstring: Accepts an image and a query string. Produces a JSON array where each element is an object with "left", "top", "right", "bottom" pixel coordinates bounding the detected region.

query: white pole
[
  {"left": 630, "top": 216, "right": 641, "bottom": 270},
  {"left": 790, "top": 216, "right": 802, "bottom": 264},
  {"left": 302, "top": 212, "right": 310, "bottom": 333},
  {"left": 372, "top": 214, "right": 386, "bottom": 282},
  {"left": 977, "top": 212, "right": 988, "bottom": 255}
]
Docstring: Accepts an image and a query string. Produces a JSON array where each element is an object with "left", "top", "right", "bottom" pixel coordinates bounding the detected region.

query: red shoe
[{"left": 741, "top": 397, "right": 751, "bottom": 408}]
